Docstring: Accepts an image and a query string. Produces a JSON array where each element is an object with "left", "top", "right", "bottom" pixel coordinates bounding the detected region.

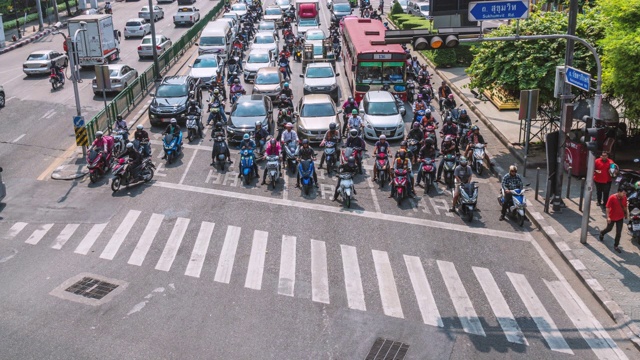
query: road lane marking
[
  {"left": 507, "top": 272, "right": 572, "bottom": 354},
  {"left": 214, "top": 225, "right": 241, "bottom": 284},
  {"left": 278, "top": 235, "right": 296, "bottom": 297},
  {"left": 4, "top": 222, "right": 28, "bottom": 240},
  {"left": 185, "top": 221, "right": 216, "bottom": 278},
  {"left": 372, "top": 250, "right": 404, "bottom": 319},
  {"left": 245, "top": 230, "right": 269, "bottom": 290},
  {"left": 311, "top": 239, "right": 330, "bottom": 304},
  {"left": 128, "top": 213, "right": 165, "bottom": 266},
  {"left": 50, "top": 224, "right": 79, "bottom": 250},
  {"left": 100, "top": 210, "right": 141, "bottom": 260},
  {"left": 152, "top": 181, "right": 528, "bottom": 241},
  {"left": 340, "top": 244, "right": 366, "bottom": 311},
  {"left": 24, "top": 224, "right": 54, "bottom": 245},
  {"left": 438, "top": 260, "right": 485, "bottom": 336},
  {"left": 473, "top": 266, "right": 528, "bottom": 345},
  {"left": 366, "top": 175, "right": 382, "bottom": 213},
  {"left": 404, "top": 255, "right": 443, "bottom": 328},
  {"left": 155, "top": 217, "right": 190, "bottom": 272},
  {"left": 37, "top": 143, "right": 77, "bottom": 181},
  {"left": 11, "top": 134, "right": 26, "bottom": 143},
  {"left": 74, "top": 223, "right": 107, "bottom": 255},
  {"left": 179, "top": 148, "right": 198, "bottom": 185}
]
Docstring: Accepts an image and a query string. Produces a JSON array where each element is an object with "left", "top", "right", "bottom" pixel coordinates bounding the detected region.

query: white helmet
[
  {"left": 95, "top": 131, "right": 103, "bottom": 137},
  {"left": 379, "top": 134, "right": 386, "bottom": 140},
  {"left": 137, "top": 124, "right": 143, "bottom": 130},
  {"left": 170, "top": 118, "right": 177, "bottom": 124},
  {"left": 126, "top": 142, "right": 134, "bottom": 149}
]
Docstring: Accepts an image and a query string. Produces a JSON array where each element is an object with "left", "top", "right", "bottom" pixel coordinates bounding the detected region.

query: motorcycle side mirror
[
  {"left": 335, "top": 73, "right": 340, "bottom": 76},
  {"left": 188, "top": 65, "right": 193, "bottom": 68},
  {"left": 225, "top": 111, "right": 231, "bottom": 115},
  {"left": 337, "top": 110, "right": 343, "bottom": 114},
  {"left": 194, "top": 43, "right": 199, "bottom": 46},
  {"left": 299, "top": 74, "right": 304, "bottom": 78}
]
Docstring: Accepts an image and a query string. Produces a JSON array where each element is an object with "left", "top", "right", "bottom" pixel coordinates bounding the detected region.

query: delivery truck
[
  {"left": 296, "top": 0, "right": 320, "bottom": 35},
  {"left": 68, "top": 14, "right": 121, "bottom": 67}
]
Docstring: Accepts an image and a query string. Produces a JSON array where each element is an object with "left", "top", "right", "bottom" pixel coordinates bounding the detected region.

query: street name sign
[
  {"left": 468, "top": 0, "right": 530, "bottom": 21},
  {"left": 565, "top": 66, "right": 591, "bottom": 92}
]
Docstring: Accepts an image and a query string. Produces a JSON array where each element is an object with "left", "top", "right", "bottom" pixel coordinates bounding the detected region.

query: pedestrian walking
[
  {"left": 599, "top": 187, "right": 629, "bottom": 253},
  {"left": 594, "top": 151, "right": 615, "bottom": 207}
]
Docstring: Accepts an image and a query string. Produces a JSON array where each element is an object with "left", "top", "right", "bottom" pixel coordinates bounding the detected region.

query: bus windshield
[{"left": 356, "top": 62, "right": 405, "bottom": 84}]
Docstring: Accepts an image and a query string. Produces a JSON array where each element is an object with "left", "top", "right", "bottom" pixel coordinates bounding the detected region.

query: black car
[
  {"left": 226, "top": 94, "right": 274, "bottom": 142},
  {"left": 149, "top": 76, "right": 201, "bottom": 126},
  {"left": 0, "top": 85, "right": 5, "bottom": 108}
]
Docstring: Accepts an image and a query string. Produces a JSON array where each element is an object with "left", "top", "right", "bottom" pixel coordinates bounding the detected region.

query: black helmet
[
  {"left": 117, "top": 115, "right": 123, "bottom": 121},
  {"left": 424, "top": 137, "right": 434, "bottom": 146},
  {"left": 347, "top": 156, "right": 356, "bottom": 167},
  {"left": 216, "top": 121, "right": 223, "bottom": 128},
  {"left": 302, "top": 139, "right": 309, "bottom": 146},
  {"left": 445, "top": 116, "right": 452, "bottom": 123},
  {"left": 461, "top": 109, "right": 467, "bottom": 115},
  {"left": 348, "top": 96, "right": 354, "bottom": 103},
  {"left": 399, "top": 151, "right": 406, "bottom": 160},
  {"left": 400, "top": 140, "right": 407, "bottom": 147},
  {"left": 329, "top": 122, "right": 337, "bottom": 130}
]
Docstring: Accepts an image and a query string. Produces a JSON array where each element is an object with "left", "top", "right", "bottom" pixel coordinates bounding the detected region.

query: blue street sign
[
  {"left": 73, "top": 116, "right": 85, "bottom": 127},
  {"left": 468, "top": 0, "right": 529, "bottom": 21},
  {"left": 565, "top": 66, "right": 591, "bottom": 92}
]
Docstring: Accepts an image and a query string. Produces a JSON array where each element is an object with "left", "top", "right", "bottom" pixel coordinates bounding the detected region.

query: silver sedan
[
  {"left": 137, "top": 35, "right": 172, "bottom": 59},
  {"left": 138, "top": 5, "right": 164, "bottom": 22},
  {"left": 22, "top": 50, "right": 68, "bottom": 76},
  {"left": 92, "top": 64, "right": 139, "bottom": 94}
]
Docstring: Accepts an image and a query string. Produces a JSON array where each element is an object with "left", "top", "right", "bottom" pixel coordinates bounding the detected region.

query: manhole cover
[
  {"left": 50, "top": 273, "right": 128, "bottom": 306},
  {"left": 365, "top": 338, "right": 409, "bottom": 360}
]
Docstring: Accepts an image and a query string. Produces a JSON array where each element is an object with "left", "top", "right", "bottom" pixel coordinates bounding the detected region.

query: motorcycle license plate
[
  {"left": 633, "top": 223, "right": 640, "bottom": 231},
  {"left": 615, "top": 176, "right": 622, "bottom": 182}
]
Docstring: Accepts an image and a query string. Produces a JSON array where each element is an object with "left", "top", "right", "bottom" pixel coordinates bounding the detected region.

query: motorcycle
[
  {"left": 111, "top": 157, "right": 155, "bottom": 192},
  {"left": 284, "top": 140, "right": 299, "bottom": 174},
  {"left": 135, "top": 139, "right": 151, "bottom": 158},
  {"left": 279, "top": 63, "right": 289, "bottom": 81},
  {"left": 375, "top": 152, "right": 390, "bottom": 188},
  {"left": 87, "top": 148, "right": 111, "bottom": 183},
  {"left": 163, "top": 132, "right": 182, "bottom": 164},
  {"left": 50, "top": 69, "right": 64, "bottom": 90},
  {"left": 616, "top": 159, "right": 640, "bottom": 192},
  {"left": 298, "top": 159, "right": 315, "bottom": 195},
  {"left": 394, "top": 94, "right": 406, "bottom": 117},
  {"left": 336, "top": 172, "right": 355, "bottom": 208},
  {"left": 455, "top": 181, "right": 479, "bottom": 222},
  {"left": 293, "top": 45, "right": 302, "bottom": 62},
  {"left": 323, "top": 141, "right": 339, "bottom": 176},
  {"left": 407, "top": 138, "right": 420, "bottom": 163},
  {"left": 230, "top": 88, "right": 245, "bottom": 105},
  {"left": 472, "top": 143, "right": 487, "bottom": 175},
  {"left": 406, "top": 80, "right": 416, "bottom": 104},
  {"left": 628, "top": 208, "right": 640, "bottom": 242},
  {"left": 499, "top": 188, "right": 528, "bottom": 226},
  {"left": 449, "top": 104, "right": 464, "bottom": 122},
  {"left": 239, "top": 148, "right": 256, "bottom": 185},
  {"left": 342, "top": 147, "right": 362, "bottom": 174},
  {"left": 392, "top": 169, "right": 409, "bottom": 205},
  {"left": 186, "top": 114, "right": 201, "bottom": 142},
  {"left": 212, "top": 132, "right": 229, "bottom": 170},
  {"left": 112, "top": 130, "right": 128, "bottom": 158},
  {"left": 265, "top": 155, "right": 281, "bottom": 189},
  {"left": 418, "top": 157, "right": 437, "bottom": 194},
  {"left": 441, "top": 153, "right": 458, "bottom": 189}
]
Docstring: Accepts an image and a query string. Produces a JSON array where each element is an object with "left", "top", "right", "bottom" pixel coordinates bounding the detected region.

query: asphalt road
[{"left": 0, "top": 1, "right": 637, "bottom": 359}]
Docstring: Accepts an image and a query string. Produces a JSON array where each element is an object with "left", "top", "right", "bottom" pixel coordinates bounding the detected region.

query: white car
[
  {"left": 397, "top": 0, "right": 409, "bottom": 12},
  {"left": 360, "top": 91, "right": 405, "bottom": 141},
  {"left": 124, "top": 18, "right": 151, "bottom": 39},
  {"left": 251, "top": 32, "right": 278, "bottom": 55},
  {"left": 243, "top": 48, "right": 275, "bottom": 83},
  {"left": 138, "top": 5, "right": 164, "bottom": 22},
  {"left": 138, "top": 35, "right": 172, "bottom": 59},
  {"left": 92, "top": 64, "right": 139, "bottom": 94},
  {"left": 189, "top": 54, "right": 223, "bottom": 88},
  {"left": 23, "top": 50, "right": 68, "bottom": 76},
  {"left": 296, "top": 17, "right": 320, "bottom": 35},
  {"left": 263, "top": 6, "right": 283, "bottom": 27},
  {"left": 304, "top": 28, "right": 326, "bottom": 48},
  {"left": 257, "top": 20, "right": 278, "bottom": 40},
  {"left": 408, "top": 1, "right": 430, "bottom": 19},
  {"left": 276, "top": 0, "right": 291, "bottom": 11},
  {"left": 301, "top": 63, "right": 339, "bottom": 103},
  {"left": 230, "top": 3, "right": 248, "bottom": 17}
]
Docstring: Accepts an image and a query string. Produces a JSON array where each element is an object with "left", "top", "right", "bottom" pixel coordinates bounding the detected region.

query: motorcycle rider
[
  {"left": 406, "top": 122, "right": 424, "bottom": 143},
  {"left": 114, "top": 115, "right": 129, "bottom": 141},
  {"left": 229, "top": 78, "right": 245, "bottom": 102},
  {"left": 281, "top": 122, "right": 299, "bottom": 168},
  {"left": 278, "top": 53, "right": 292, "bottom": 81},
  {"left": 345, "top": 128, "right": 366, "bottom": 174},
  {"left": 104, "top": 1, "right": 112, "bottom": 13},
  {"left": 413, "top": 94, "right": 428, "bottom": 118},
  {"left": 440, "top": 116, "right": 459, "bottom": 149},
  {"left": 278, "top": 93, "right": 294, "bottom": 110},
  {"left": 187, "top": 99, "right": 204, "bottom": 138},
  {"left": 211, "top": 121, "right": 232, "bottom": 165},
  {"left": 438, "top": 82, "right": 452, "bottom": 111},
  {"left": 319, "top": 122, "right": 341, "bottom": 169},
  {"left": 119, "top": 142, "right": 143, "bottom": 181},
  {"left": 207, "top": 89, "right": 227, "bottom": 125},
  {"left": 254, "top": 121, "right": 270, "bottom": 155},
  {"left": 296, "top": 139, "right": 319, "bottom": 188},
  {"left": 450, "top": 156, "right": 473, "bottom": 212},
  {"left": 416, "top": 137, "right": 438, "bottom": 187},
  {"left": 162, "top": 118, "right": 182, "bottom": 159},
  {"left": 91, "top": 131, "right": 114, "bottom": 158},
  {"left": 261, "top": 138, "right": 282, "bottom": 185},
  {"left": 347, "top": 109, "right": 364, "bottom": 149},
  {"left": 464, "top": 125, "right": 495, "bottom": 168},
  {"left": 499, "top": 165, "right": 524, "bottom": 221},
  {"left": 50, "top": 60, "right": 64, "bottom": 84},
  {"left": 226, "top": 53, "right": 243, "bottom": 72},
  {"left": 457, "top": 109, "right": 472, "bottom": 145},
  {"left": 278, "top": 83, "right": 294, "bottom": 101},
  {"left": 238, "top": 133, "right": 259, "bottom": 178},
  {"left": 332, "top": 156, "right": 359, "bottom": 201},
  {"left": 342, "top": 96, "right": 359, "bottom": 136},
  {"left": 372, "top": 134, "right": 392, "bottom": 182},
  {"left": 391, "top": 150, "right": 415, "bottom": 197},
  {"left": 133, "top": 125, "right": 151, "bottom": 158},
  {"left": 437, "top": 135, "right": 457, "bottom": 182}
]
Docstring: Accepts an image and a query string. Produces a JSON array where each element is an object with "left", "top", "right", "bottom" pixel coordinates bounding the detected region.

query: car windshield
[
  {"left": 398, "top": 0, "right": 407, "bottom": 6},
  {"left": 109, "top": 69, "right": 120, "bottom": 76},
  {"left": 258, "top": 22, "right": 275, "bottom": 30},
  {"left": 256, "top": 72, "right": 280, "bottom": 84},
  {"left": 420, "top": 5, "right": 430, "bottom": 11},
  {"left": 265, "top": 8, "right": 281, "bottom": 15},
  {"left": 156, "top": 84, "right": 188, "bottom": 97},
  {"left": 126, "top": 21, "right": 142, "bottom": 27},
  {"left": 301, "top": 103, "right": 336, "bottom": 117},
  {"left": 232, "top": 4, "right": 246, "bottom": 11},
  {"left": 141, "top": 37, "right": 163, "bottom": 45},
  {"left": 234, "top": 102, "right": 266, "bottom": 116},
  {"left": 248, "top": 53, "right": 270, "bottom": 63},
  {"left": 299, "top": 19, "right": 318, "bottom": 26},
  {"left": 334, "top": 4, "right": 351, "bottom": 12},
  {"left": 199, "top": 36, "right": 225, "bottom": 46},
  {"left": 255, "top": 35, "right": 274, "bottom": 44},
  {"left": 306, "top": 31, "right": 324, "bottom": 40},
  {"left": 276, "top": 0, "right": 289, "bottom": 5},
  {"left": 306, "top": 67, "right": 334, "bottom": 78},
  {"left": 140, "top": 6, "right": 149, "bottom": 11},
  {"left": 365, "top": 101, "right": 398, "bottom": 115},
  {"left": 192, "top": 57, "right": 218, "bottom": 68},
  {"left": 27, "top": 53, "right": 48, "bottom": 60}
]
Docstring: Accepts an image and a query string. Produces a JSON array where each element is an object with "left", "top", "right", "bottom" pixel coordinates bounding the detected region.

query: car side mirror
[
  {"left": 335, "top": 73, "right": 340, "bottom": 76},
  {"left": 337, "top": 110, "right": 343, "bottom": 114},
  {"left": 299, "top": 74, "right": 303, "bottom": 78},
  {"left": 188, "top": 65, "right": 192, "bottom": 68},
  {"left": 194, "top": 43, "right": 199, "bottom": 46},
  {"left": 351, "top": 65, "right": 356, "bottom": 72}
]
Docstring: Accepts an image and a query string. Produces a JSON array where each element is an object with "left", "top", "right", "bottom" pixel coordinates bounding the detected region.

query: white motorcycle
[
  {"left": 336, "top": 172, "right": 355, "bottom": 208},
  {"left": 265, "top": 155, "right": 281, "bottom": 189},
  {"left": 112, "top": 129, "right": 128, "bottom": 158},
  {"left": 472, "top": 143, "right": 486, "bottom": 175}
]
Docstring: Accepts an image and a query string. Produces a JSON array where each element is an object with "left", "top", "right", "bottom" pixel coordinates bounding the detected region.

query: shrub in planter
[
  {"left": 390, "top": 1, "right": 404, "bottom": 15},
  {"left": 422, "top": 48, "right": 457, "bottom": 68},
  {"left": 401, "top": 19, "right": 431, "bottom": 29}
]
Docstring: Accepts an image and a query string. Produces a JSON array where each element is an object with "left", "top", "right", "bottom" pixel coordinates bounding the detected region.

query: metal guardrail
[{"left": 85, "top": 1, "right": 224, "bottom": 142}]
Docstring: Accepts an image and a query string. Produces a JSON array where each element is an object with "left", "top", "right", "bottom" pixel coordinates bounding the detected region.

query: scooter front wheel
[
  {"left": 516, "top": 212, "right": 525, "bottom": 227},
  {"left": 345, "top": 195, "right": 351, "bottom": 208},
  {"left": 111, "top": 177, "right": 121, "bottom": 192},
  {"left": 143, "top": 169, "right": 154, "bottom": 183}
]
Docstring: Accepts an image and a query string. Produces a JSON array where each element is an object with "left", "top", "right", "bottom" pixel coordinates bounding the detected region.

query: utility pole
[
  {"left": 35, "top": 0, "right": 44, "bottom": 31},
  {"left": 553, "top": 0, "right": 579, "bottom": 211},
  {"left": 148, "top": 0, "right": 160, "bottom": 80}
]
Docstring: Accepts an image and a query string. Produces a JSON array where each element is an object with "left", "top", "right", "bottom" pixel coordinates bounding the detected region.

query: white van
[{"left": 198, "top": 20, "right": 232, "bottom": 58}]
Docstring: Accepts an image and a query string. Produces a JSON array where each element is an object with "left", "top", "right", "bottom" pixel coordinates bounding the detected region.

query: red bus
[{"left": 341, "top": 17, "right": 408, "bottom": 103}]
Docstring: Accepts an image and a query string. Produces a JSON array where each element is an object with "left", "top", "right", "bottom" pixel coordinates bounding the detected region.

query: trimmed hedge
[
  {"left": 421, "top": 44, "right": 474, "bottom": 68},
  {"left": 401, "top": 19, "right": 431, "bottom": 29},
  {"left": 3, "top": 0, "right": 78, "bottom": 31}
]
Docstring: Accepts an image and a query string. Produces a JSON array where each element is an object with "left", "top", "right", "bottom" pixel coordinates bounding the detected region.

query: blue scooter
[
  {"left": 298, "top": 159, "right": 315, "bottom": 195},
  {"left": 240, "top": 148, "right": 255, "bottom": 185},
  {"left": 163, "top": 132, "right": 182, "bottom": 165}
]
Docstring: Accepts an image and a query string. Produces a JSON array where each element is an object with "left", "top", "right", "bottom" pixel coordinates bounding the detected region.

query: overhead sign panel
[{"left": 468, "top": 0, "right": 529, "bottom": 21}]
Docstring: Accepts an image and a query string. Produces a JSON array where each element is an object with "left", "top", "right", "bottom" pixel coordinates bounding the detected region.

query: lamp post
[{"left": 148, "top": 0, "right": 160, "bottom": 80}]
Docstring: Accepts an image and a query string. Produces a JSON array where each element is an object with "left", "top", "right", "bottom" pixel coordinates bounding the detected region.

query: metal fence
[{"left": 85, "top": 1, "right": 224, "bottom": 142}]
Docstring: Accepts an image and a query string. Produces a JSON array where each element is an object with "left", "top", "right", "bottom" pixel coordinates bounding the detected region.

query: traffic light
[
  {"left": 412, "top": 34, "right": 459, "bottom": 51},
  {"left": 584, "top": 127, "right": 599, "bottom": 153}
]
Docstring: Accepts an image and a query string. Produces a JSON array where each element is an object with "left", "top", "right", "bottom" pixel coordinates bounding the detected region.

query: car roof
[
  {"left": 265, "top": 5, "right": 281, "bottom": 10},
  {"left": 302, "top": 94, "right": 333, "bottom": 104},
  {"left": 306, "top": 29, "right": 325, "bottom": 35},
  {"left": 255, "top": 31, "right": 274, "bottom": 37},
  {"left": 256, "top": 67, "right": 279, "bottom": 75},
  {"left": 307, "top": 62, "right": 333, "bottom": 69},
  {"left": 237, "top": 94, "right": 267, "bottom": 103},
  {"left": 248, "top": 48, "right": 272, "bottom": 55},
  {"left": 127, "top": 18, "right": 145, "bottom": 22},
  {"left": 196, "top": 54, "right": 219, "bottom": 60},
  {"left": 30, "top": 50, "right": 54, "bottom": 55},
  {"left": 366, "top": 91, "right": 395, "bottom": 102},
  {"left": 259, "top": 20, "right": 276, "bottom": 26},
  {"left": 162, "top": 75, "right": 189, "bottom": 85},
  {"left": 107, "top": 64, "right": 128, "bottom": 70}
]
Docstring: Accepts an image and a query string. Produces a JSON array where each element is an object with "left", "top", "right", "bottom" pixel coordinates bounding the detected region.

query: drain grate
[
  {"left": 65, "top": 277, "right": 119, "bottom": 300},
  {"left": 365, "top": 338, "right": 409, "bottom": 360}
]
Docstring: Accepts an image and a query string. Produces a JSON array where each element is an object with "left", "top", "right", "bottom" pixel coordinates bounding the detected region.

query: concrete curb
[{"left": 0, "top": 28, "right": 54, "bottom": 55}]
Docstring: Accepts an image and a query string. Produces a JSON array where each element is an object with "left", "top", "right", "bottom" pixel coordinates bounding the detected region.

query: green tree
[
  {"left": 599, "top": 0, "right": 640, "bottom": 122},
  {"left": 466, "top": 4, "right": 605, "bottom": 106},
  {"left": 390, "top": 0, "right": 403, "bottom": 15}
]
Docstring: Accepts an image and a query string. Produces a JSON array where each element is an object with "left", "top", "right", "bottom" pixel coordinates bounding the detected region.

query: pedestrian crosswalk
[{"left": 2, "top": 211, "right": 625, "bottom": 357}]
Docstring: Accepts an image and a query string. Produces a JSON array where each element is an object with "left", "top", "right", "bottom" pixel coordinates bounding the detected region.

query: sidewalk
[
  {"left": 0, "top": 7, "right": 76, "bottom": 55},
  {"left": 431, "top": 62, "right": 640, "bottom": 348}
]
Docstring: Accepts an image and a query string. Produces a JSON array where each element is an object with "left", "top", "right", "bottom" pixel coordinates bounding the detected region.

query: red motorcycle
[
  {"left": 375, "top": 152, "right": 390, "bottom": 188},
  {"left": 87, "top": 148, "right": 112, "bottom": 183},
  {"left": 50, "top": 69, "right": 64, "bottom": 90},
  {"left": 418, "top": 157, "right": 437, "bottom": 194},
  {"left": 341, "top": 146, "right": 362, "bottom": 174},
  {"left": 392, "top": 169, "right": 409, "bottom": 205}
]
